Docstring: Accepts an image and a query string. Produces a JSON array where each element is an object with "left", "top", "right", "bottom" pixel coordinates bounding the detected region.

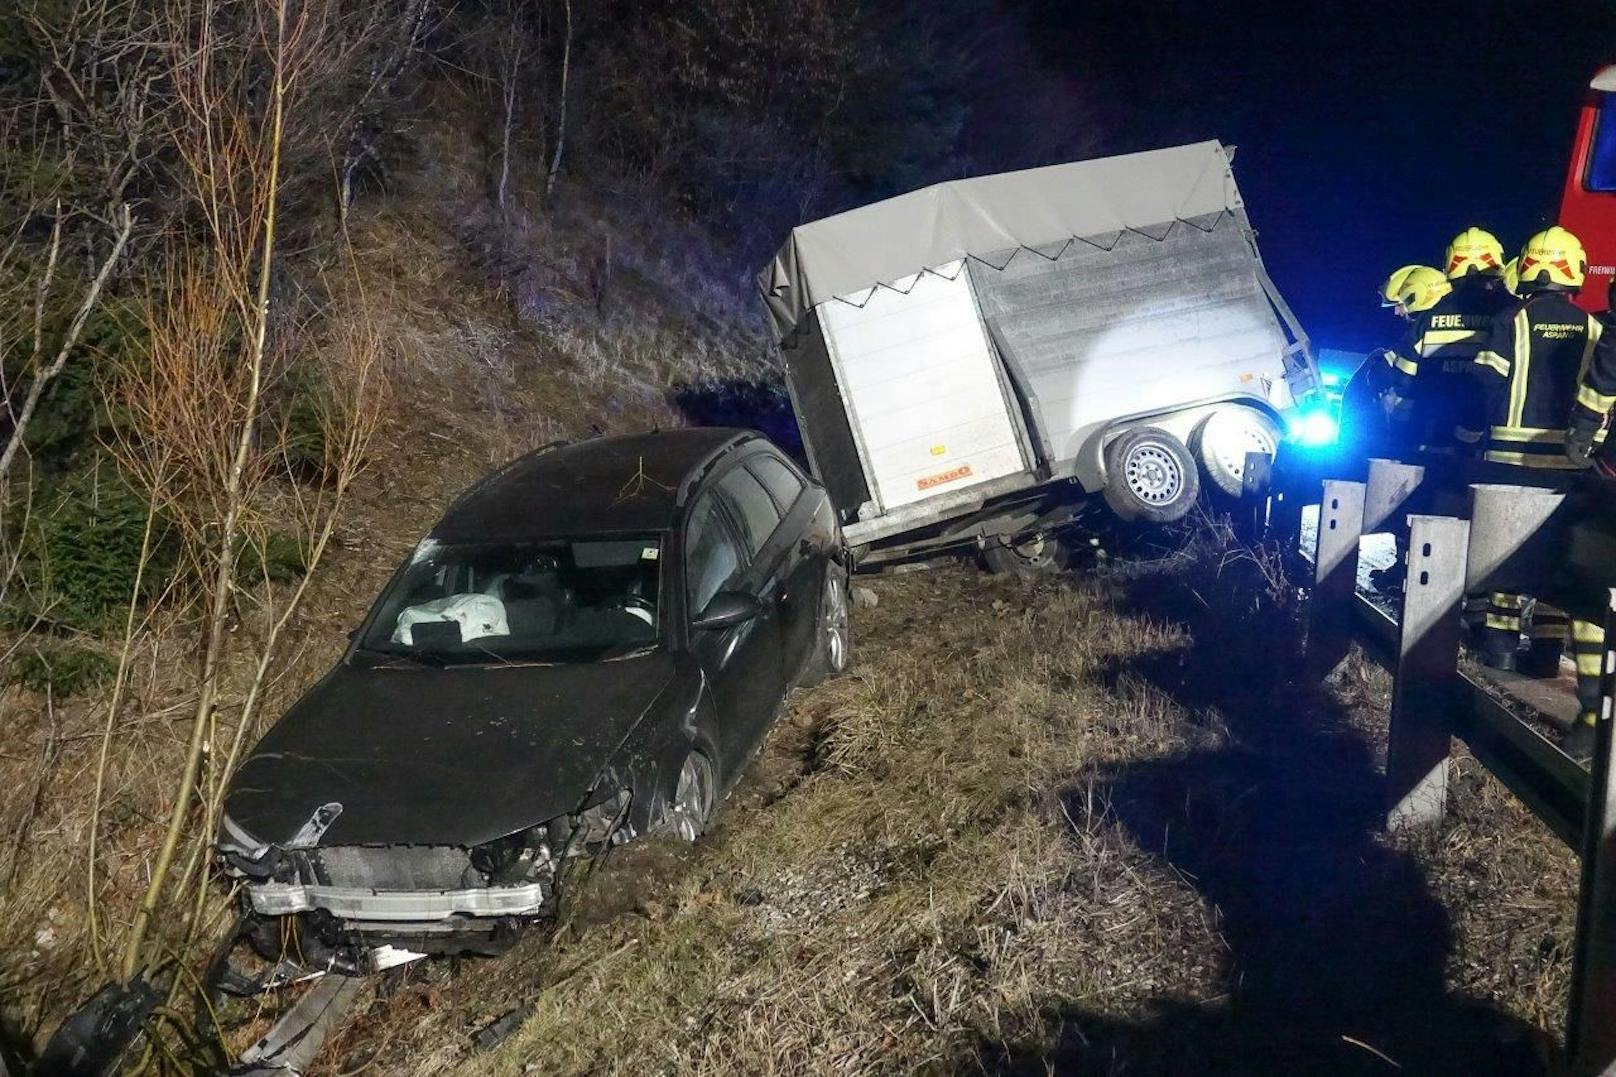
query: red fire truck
[{"left": 1560, "top": 65, "right": 1616, "bottom": 313}]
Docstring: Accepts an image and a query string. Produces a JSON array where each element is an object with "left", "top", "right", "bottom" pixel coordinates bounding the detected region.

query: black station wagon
[{"left": 216, "top": 429, "right": 850, "bottom": 959}]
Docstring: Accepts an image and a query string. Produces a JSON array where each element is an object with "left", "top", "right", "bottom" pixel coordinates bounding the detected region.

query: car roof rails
[{"left": 675, "top": 431, "right": 760, "bottom": 507}]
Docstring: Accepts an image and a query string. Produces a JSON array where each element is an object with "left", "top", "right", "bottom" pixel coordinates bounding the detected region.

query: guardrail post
[
  {"left": 1241, "top": 450, "right": 1273, "bottom": 543},
  {"left": 1307, "top": 479, "right": 1366, "bottom": 681},
  {"left": 1464, "top": 484, "right": 1568, "bottom": 599},
  {"left": 1385, "top": 514, "right": 1469, "bottom": 830},
  {"left": 1363, "top": 458, "right": 1425, "bottom": 533},
  {"left": 1268, "top": 448, "right": 1313, "bottom": 559},
  {"left": 1568, "top": 588, "right": 1616, "bottom": 1076}
]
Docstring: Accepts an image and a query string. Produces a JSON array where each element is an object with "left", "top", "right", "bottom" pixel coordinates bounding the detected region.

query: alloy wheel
[
  {"left": 669, "top": 752, "right": 714, "bottom": 843},
  {"left": 822, "top": 572, "right": 850, "bottom": 673}
]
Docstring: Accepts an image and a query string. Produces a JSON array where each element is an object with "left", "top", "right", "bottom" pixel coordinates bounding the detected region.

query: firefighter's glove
[
  {"left": 1382, "top": 391, "right": 1412, "bottom": 424},
  {"left": 1566, "top": 424, "right": 1599, "bottom": 468}
]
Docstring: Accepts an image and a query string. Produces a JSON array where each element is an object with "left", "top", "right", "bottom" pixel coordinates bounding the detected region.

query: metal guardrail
[{"left": 1266, "top": 451, "right": 1616, "bottom": 1075}]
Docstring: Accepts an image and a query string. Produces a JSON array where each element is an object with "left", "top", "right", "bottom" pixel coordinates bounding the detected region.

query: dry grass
[
  {"left": 305, "top": 567, "right": 1228, "bottom": 1075},
  {"left": 1330, "top": 651, "right": 1581, "bottom": 1034}
]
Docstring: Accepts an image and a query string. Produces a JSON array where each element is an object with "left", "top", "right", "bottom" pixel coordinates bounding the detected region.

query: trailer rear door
[{"left": 819, "top": 261, "right": 1030, "bottom": 513}]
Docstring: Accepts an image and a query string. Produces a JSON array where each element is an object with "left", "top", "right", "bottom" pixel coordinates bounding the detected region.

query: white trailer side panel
[
  {"left": 819, "top": 261, "right": 1029, "bottom": 513},
  {"left": 972, "top": 221, "right": 1290, "bottom": 488}
]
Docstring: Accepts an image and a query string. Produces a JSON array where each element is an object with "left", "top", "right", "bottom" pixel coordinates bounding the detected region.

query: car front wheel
[{"left": 666, "top": 751, "right": 716, "bottom": 843}]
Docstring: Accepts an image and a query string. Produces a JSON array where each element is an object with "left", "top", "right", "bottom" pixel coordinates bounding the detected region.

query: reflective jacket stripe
[
  {"left": 1579, "top": 384, "right": 1616, "bottom": 412},
  {"left": 1490, "top": 425, "right": 1568, "bottom": 443},
  {"left": 1507, "top": 310, "right": 1531, "bottom": 428},
  {"left": 1420, "top": 328, "right": 1486, "bottom": 351},
  {"left": 1483, "top": 449, "right": 1582, "bottom": 469}
]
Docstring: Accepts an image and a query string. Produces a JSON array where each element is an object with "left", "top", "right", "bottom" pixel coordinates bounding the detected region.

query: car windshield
[{"left": 358, "top": 535, "right": 662, "bottom": 665}]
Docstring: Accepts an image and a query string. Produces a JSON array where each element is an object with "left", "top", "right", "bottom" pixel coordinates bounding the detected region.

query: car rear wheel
[
  {"left": 666, "top": 751, "right": 715, "bottom": 843},
  {"left": 1102, "top": 426, "right": 1200, "bottom": 524},
  {"left": 981, "top": 533, "right": 1070, "bottom": 577},
  {"left": 801, "top": 567, "right": 852, "bottom": 686}
]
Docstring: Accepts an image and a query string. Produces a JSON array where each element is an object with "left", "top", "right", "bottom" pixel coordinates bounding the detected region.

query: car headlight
[{"left": 218, "top": 812, "right": 271, "bottom": 861}]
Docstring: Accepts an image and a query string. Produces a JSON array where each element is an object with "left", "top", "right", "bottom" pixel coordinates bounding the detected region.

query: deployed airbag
[{"left": 393, "top": 593, "right": 508, "bottom": 645}]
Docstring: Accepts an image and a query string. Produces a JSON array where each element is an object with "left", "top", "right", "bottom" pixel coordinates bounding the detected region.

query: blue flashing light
[
  {"left": 1319, "top": 370, "right": 1344, "bottom": 387},
  {"left": 1288, "top": 410, "right": 1340, "bottom": 447}
]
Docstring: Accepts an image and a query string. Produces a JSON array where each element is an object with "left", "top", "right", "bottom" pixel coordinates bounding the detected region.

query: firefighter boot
[
  {"left": 1522, "top": 602, "right": 1570, "bottom": 678},
  {"left": 1565, "top": 620, "right": 1606, "bottom": 760},
  {"left": 1478, "top": 593, "right": 1523, "bottom": 671}
]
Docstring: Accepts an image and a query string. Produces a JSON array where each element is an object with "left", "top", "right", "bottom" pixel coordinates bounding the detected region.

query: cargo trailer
[{"left": 758, "top": 140, "right": 1320, "bottom": 568}]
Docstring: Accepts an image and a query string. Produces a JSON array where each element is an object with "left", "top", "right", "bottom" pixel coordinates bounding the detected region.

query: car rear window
[
  {"left": 748, "top": 455, "right": 804, "bottom": 513},
  {"left": 716, "top": 465, "right": 781, "bottom": 553}
]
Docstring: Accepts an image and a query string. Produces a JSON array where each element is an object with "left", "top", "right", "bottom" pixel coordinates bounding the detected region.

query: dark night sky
[{"left": 1017, "top": 1, "right": 1616, "bottom": 352}]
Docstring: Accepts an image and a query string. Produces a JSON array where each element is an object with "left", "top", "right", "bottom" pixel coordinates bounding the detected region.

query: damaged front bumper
[
  {"left": 221, "top": 789, "right": 635, "bottom": 952},
  {"left": 244, "top": 880, "right": 550, "bottom": 920}
]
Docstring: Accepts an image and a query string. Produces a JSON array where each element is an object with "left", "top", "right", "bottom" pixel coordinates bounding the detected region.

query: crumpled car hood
[{"left": 224, "top": 651, "right": 677, "bottom": 848}]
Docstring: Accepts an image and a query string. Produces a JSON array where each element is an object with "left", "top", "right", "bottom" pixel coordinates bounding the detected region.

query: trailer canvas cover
[{"left": 759, "top": 141, "right": 1241, "bottom": 343}]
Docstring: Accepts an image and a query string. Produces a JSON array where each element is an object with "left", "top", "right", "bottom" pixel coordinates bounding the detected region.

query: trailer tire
[
  {"left": 1102, "top": 427, "right": 1200, "bottom": 524},
  {"left": 981, "top": 533, "right": 1070, "bottom": 577},
  {"left": 1191, "top": 406, "right": 1281, "bottom": 498}
]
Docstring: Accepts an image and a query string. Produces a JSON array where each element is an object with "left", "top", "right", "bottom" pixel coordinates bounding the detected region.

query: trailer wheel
[
  {"left": 1191, "top": 406, "right": 1280, "bottom": 498},
  {"left": 981, "top": 533, "right": 1070, "bottom": 577},
  {"left": 1102, "top": 427, "right": 1200, "bottom": 524}
]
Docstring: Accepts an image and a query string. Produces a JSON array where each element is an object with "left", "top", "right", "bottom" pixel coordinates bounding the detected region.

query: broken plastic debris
[{"left": 368, "top": 944, "right": 427, "bottom": 973}]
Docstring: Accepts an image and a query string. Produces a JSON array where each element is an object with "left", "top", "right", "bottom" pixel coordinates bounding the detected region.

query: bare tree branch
[
  {"left": 544, "top": 0, "right": 572, "bottom": 203},
  {"left": 0, "top": 202, "right": 135, "bottom": 496}
]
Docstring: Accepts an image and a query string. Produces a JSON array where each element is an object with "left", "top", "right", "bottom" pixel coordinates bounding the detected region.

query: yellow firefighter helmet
[
  {"left": 1444, "top": 227, "right": 1506, "bottom": 278},
  {"left": 1380, "top": 265, "right": 1423, "bottom": 306},
  {"left": 1502, "top": 257, "right": 1520, "bottom": 297},
  {"left": 1381, "top": 264, "right": 1451, "bottom": 314},
  {"left": 1518, "top": 226, "right": 1588, "bottom": 290}
]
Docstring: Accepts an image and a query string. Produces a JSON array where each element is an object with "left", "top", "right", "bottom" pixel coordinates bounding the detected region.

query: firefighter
[
  {"left": 1560, "top": 275, "right": 1616, "bottom": 754},
  {"left": 1367, "top": 265, "right": 1462, "bottom": 592},
  {"left": 1338, "top": 266, "right": 1430, "bottom": 462},
  {"left": 1378, "top": 265, "right": 1459, "bottom": 451},
  {"left": 1474, "top": 226, "right": 1608, "bottom": 755},
  {"left": 1569, "top": 279, "right": 1616, "bottom": 463},
  {"left": 1383, "top": 230, "right": 1512, "bottom": 453}
]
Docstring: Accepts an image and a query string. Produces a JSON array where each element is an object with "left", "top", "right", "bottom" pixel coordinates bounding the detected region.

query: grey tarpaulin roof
[{"left": 758, "top": 140, "right": 1242, "bottom": 342}]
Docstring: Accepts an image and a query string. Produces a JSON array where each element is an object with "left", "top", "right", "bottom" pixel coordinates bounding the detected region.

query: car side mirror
[{"left": 693, "top": 590, "right": 762, "bottom": 631}]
